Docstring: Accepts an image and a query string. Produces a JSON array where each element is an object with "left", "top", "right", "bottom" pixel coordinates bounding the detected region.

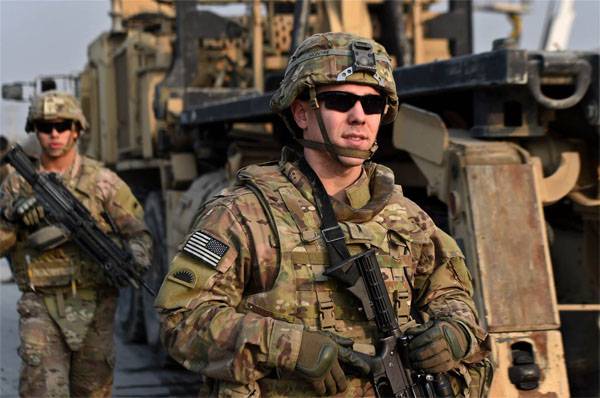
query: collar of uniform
[
  {"left": 330, "top": 162, "right": 395, "bottom": 222},
  {"left": 280, "top": 150, "right": 396, "bottom": 223},
  {"left": 39, "top": 152, "right": 82, "bottom": 183},
  {"left": 344, "top": 168, "right": 370, "bottom": 209},
  {"left": 279, "top": 148, "right": 317, "bottom": 204}
]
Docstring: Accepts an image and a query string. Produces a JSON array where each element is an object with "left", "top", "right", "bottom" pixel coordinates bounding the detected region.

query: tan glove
[
  {"left": 405, "top": 320, "right": 470, "bottom": 373},
  {"left": 10, "top": 196, "right": 45, "bottom": 227},
  {"left": 295, "top": 330, "right": 348, "bottom": 396}
]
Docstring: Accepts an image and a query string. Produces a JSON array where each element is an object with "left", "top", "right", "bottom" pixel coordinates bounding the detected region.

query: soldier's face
[
  {"left": 293, "top": 84, "right": 383, "bottom": 168},
  {"left": 35, "top": 119, "right": 79, "bottom": 158}
]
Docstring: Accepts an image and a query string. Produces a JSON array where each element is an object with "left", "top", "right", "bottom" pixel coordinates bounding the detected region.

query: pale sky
[{"left": 1, "top": 0, "right": 599, "bottom": 142}]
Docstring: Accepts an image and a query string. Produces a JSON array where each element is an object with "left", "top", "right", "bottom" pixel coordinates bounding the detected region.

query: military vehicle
[{"left": 2, "top": 1, "right": 598, "bottom": 396}]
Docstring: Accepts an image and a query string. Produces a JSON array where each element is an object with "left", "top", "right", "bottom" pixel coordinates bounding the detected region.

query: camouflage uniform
[
  {"left": 156, "top": 32, "right": 491, "bottom": 397},
  {"left": 156, "top": 150, "right": 490, "bottom": 397},
  {"left": 0, "top": 93, "right": 152, "bottom": 397}
]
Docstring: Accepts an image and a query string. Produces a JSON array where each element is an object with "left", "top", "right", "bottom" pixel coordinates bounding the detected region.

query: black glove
[
  {"left": 295, "top": 330, "right": 348, "bottom": 396},
  {"left": 325, "top": 331, "right": 372, "bottom": 377},
  {"left": 10, "top": 196, "right": 45, "bottom": 227},
  {"left": 405, "top": 320, "right": 470, "bottom": 373}
]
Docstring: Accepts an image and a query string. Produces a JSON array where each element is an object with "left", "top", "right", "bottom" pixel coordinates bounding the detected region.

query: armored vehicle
[{"left": 3, "top": 1, "right": 598, "bottom": 396}]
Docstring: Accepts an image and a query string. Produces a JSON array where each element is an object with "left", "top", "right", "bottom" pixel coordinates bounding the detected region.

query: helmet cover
[
  {"left": 270, "top": 32, "right": 398, "bottom": 129},
  {"left": 25, "top": 90, "right": 88, "bottom": 133}
]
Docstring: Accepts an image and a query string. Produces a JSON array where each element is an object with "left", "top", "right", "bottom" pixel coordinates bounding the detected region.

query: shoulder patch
[
  {"left": 167, "top": 268, "right": 197, "bottom": 288},
  {"left": 182, "top": 231, "right": 229, "bottom": 268}
]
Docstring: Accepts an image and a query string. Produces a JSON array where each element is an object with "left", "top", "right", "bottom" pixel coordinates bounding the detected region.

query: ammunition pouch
[
  {"left": 26, "top": 248, "right": 76, "bottom": 288},
  {"left": 26, "top": 224, "right": 70, "bottom": 251}
]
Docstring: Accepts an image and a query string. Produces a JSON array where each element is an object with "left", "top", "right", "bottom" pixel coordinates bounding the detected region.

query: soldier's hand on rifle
[
  {"left": 295, "top": 330, "right": 348, "bottom": 396},
  {"left": 323, "top": 331, "right": 372, "bottom": 377},
  {"left": 405, "top": 319, "right": 470, "bottom": 373},
  {"left": 10, "top": 196, "right": 45, "bottom": 227}
]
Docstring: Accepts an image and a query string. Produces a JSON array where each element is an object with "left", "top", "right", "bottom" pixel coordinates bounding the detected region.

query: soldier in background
[
  {"left": 0, "top": 91, "right": 152, "bottom": 397},
  {"left": 156, "top": 32, "right": 492, "bottom": 397},
  {"left": 0, "top": 135, "right": 10, "bottom": 184}
]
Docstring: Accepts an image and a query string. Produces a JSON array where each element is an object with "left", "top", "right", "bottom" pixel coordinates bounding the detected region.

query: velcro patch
[
  {"left": 182, "top": 231, "right": 229, "bottom": 268},
  {"left": 167, "top": 268, "right": 197, "bottom": 289}
]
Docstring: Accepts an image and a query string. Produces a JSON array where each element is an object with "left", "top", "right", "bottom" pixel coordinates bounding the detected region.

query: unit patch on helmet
[
  {"left": 43, "top": 96, "right": 65, "bottom": 115},
  {"left": 182, "top": 231, "right": 229, "bottom": 268},
  {"left": 167, "top": 268, "right": 196, "bottom": 288}
]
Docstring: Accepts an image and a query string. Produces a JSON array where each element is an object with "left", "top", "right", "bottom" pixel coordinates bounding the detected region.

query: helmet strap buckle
[{"left": 308, "top": 86, "right": 320, "bottom": 110}]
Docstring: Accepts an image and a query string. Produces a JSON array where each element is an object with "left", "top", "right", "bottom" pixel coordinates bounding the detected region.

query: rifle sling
[{"left": 298, "top": 157, "right": 351, "bottom": 266}]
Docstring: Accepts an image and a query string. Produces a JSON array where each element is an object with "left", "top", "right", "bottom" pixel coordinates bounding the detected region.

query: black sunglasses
[
  {"left": 35, "top": 120, "right": 73, "bottom": 134},
  {"left": 316, "top": 91, "right": 387, "bottom": 115}
]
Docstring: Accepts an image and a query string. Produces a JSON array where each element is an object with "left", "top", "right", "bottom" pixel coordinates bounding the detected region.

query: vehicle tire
[
  {"left": 193, "top": 168, "right": 230, "bottom": 205},
  {"left": 116, "top": 285, "right": 146, "bottom": 343},
  {"left": 142, "top": 191, "right": 168, "bottom": 349},
  {"left": 169, "top": 169, "right": 229, "bottom": 252}
]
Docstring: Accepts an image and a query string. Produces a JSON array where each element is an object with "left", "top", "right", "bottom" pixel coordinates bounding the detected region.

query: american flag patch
[{"left": 182, "top": 231, "right": 229, "bottom": 267}]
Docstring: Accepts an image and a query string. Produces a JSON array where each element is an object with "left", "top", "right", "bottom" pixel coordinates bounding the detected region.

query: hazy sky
[{"left": 1, "top": 0, "right": 599, "bottom": 141}]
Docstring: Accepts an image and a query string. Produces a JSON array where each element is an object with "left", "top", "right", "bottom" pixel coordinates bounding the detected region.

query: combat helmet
[
  {"left": 25, "top": 90, "right": 88, "bottom": 133},
  {"left": 271, "top": 32, "right": 398, "bottom": 160}
]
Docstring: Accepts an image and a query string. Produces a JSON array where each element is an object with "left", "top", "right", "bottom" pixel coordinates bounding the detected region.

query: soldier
[
  {"left": 156, "top": 32, "right": 492, "bottom": 397},
  {"left": 0, "top": 91, "right": 152, "bottom": 397}
]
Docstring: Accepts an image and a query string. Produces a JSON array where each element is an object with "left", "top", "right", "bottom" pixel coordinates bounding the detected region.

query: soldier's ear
[
  {"left": 72, "top": 126, "right": 80, "bottom": 142},
  {"left": 291, "top": 99, "right": 309, "bottom": 130}
]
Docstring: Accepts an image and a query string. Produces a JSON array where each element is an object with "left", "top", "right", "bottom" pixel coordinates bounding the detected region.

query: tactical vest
[
  {"left": 236, "top": 164, "right": 430, "bottom": 396},
  {"left": 11, "top": 157, "right": 113, "bottom": 292}
]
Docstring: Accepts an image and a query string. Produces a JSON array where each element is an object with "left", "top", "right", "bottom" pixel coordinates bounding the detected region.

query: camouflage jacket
[
  {"left": 0, "top": 152, "right": 152, "bottom": 291},
  {"left": 156, "top": 152, "right": 489, "bottom": 397}
]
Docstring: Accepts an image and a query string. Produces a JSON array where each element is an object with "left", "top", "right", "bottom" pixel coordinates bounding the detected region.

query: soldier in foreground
[
  {"left": 156, "top": 32, "right": 492, "bottom": 397},
  {"left": 0, "top": 91, "right": 152, "bottom": 397}
]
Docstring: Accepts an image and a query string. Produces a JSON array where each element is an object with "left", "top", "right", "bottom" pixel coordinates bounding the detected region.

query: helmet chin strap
[
  {"left": 296, "top": 86, "right": 377, "bottom": 162},
  {"left": 58, "top": 135, "right": 77, "bottom": 156}
]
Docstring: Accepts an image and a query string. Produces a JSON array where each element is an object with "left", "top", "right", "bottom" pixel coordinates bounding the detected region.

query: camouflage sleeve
[
  {"left": 413, "top": 228, "right": 488, "bottom": 361},
  {"left": 0, "top": 173, "right": 19, "bottom": 256},
  {"left": 403, "top": 195, "right": 487, "bottom": 362},
  {"left": 97, "top": 168, "right": 152, "bottom": 272},
  {"left": 155, "top": 194, "right": 303, "bottom": 384}
]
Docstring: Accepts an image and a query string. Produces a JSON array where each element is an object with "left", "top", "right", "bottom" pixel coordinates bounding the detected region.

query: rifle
[
  {"left": 1, "top": 144, "right": 155, "bottom": 295},
  {"left": 325, "top": 248, "right": 452, "bottom": 398}
]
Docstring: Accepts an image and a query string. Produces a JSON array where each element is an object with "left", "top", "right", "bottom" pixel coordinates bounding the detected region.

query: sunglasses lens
[
  {"left": 35, "top": 120, "right": 72, "bottom": 134},
  {"left": 54, "top": 121, "right": 72, "bottom": 132},
  {"left": 317, "top": 92, "right": 386, "bottom": 115},
  {"left": 34, "top": 122, "right": 52, "bottom": 134},
  {"left": 318, "top": 92, "right": 355, "bottom": 112},
  {"left": 360, "top": 96, "right": 387, "bottom": 114}
]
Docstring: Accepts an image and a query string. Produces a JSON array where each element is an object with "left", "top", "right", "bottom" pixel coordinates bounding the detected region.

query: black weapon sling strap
[{"left": 298, "top": 157, "right": 351, "bottom": 266}]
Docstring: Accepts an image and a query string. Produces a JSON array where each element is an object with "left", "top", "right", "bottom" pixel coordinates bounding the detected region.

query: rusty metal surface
[
  {"left": 465, "top": 163, "right": 559, "bottom": 331},
  {"left": 489, "top": 330, "right": 569, "bottom": 398}
]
